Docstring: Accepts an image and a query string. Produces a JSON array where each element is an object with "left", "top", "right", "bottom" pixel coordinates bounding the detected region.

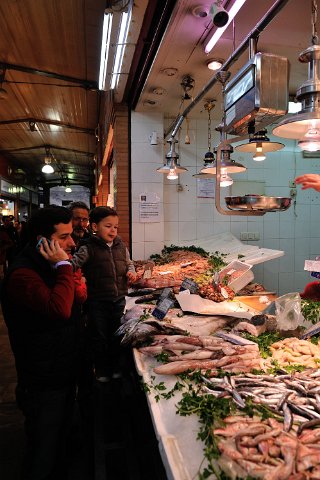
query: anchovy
[
  {"left": 297, "top": 418, "right": 320, "bottom": 434},
  {"left": 277, "top": 391, "right": 291, "bottom": 411},
  {"left": 287, "top": 402, "right": 315, "bottom": 420},
  {"left": 282, "top": 402, "right": 293, "bottom": 432}
]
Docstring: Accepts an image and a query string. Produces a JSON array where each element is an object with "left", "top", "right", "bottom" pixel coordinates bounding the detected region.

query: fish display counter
[
  {"left": 121, "top": 289, "right": 320, "bottom": 479},
  {"left": 121, "top": 247, "right": 320, "bottom": 478}
]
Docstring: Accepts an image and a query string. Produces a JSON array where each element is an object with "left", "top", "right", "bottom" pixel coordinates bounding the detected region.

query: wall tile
[
  {"left": 132, "top": 242, "right": 145, "bottom": 261},
  {"left": 145, "top": 222, "right": 164, "bottom": 241},
  {"left": 294, "top": 272, "right": 311, "bottom": 293},
  {"left": 178, "top": 221, "right": 197, "bottom": 241},
  {"left": 295, "top": 238, "right": 310, "bottom": 256},
  {"left": 132, "top": 222, "right": 145, "bottom": 243},
  {"left": 163, "top": 184, "right": 178, "bottom": 204},
  {"left": 279, "top": 221, "right": 295, "bottom": 238},
  {"left": 144, "top": 241, "right": 165, "bottom": 259},
  {"left": 278, "top": 273, "right": 295, "bottom": 295},
  {"left": 196, "top": 221, "right": 214, "bottom": 238},
  {"left": 164, "top": 204, "right": 179, "bottom": 222},
  {"left": 164, "top": 221, "right": 179, "bottom": 242}
]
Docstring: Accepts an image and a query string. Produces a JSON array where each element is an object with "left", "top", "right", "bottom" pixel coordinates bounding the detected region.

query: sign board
[
  {"left": 139, "top": 192, "right": 162, "bottom": 222},
  {"left": 196, "top": 178, "right": 215, "bottom": 198}
]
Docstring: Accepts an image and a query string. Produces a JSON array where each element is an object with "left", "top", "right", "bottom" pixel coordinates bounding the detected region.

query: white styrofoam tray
[
  {"left": 176, "top": 232, "right": 284, "bottom": 265},
  {"left": 133, "top": 349, "right": 208, "bottom": 479}
]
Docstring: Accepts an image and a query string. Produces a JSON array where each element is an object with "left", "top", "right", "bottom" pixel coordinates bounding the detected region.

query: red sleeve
[
  {"left": 73, "top": 268, "right": 87, "bottom": 304},
  {"left": 7, "top": 265, "right": 75, "bottom": 320}
]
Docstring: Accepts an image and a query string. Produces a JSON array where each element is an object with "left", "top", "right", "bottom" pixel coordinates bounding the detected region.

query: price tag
[
  {"left": 311, "top": 256, "right": 320, "bottom": 279},
  {"left": 152, "top": 298, "right": 174, "bottom": 320},
  {"left": 180, "top": 278, "right": 198, "bottom": 293},
  {"left": 152, "top": 288, "right": 175, "bottom": 320}
]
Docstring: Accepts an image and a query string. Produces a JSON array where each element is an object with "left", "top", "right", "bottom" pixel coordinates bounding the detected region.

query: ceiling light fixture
[
  {"left": 235, "top": 128, "right": 284, "bottom": 161},
  {"left": 205, "top": 0, "right": 248, "bottom": 54},
  {"left": 41, "top": 147, "right": 54, "bottom": 174},
  {"left": 157, "top": 137, "right": 188, "bottom": 180},
  {"left": 273, "top": 0, "right": 320, "bottom": 152},
  {"left": 193, "top": 100, "right": 238, "bottom": 186},
  {"left": 207, "top": 58, "right": 224, "bottom": 71},
  {"left": 203, "top": 143, "right": 247, "bottom": 174},
  {"left": 110, "top": 7, "right": 132, "bottom": 90},
  {"left": 99, "top": 11, "right": 113, "bottom": 90}
]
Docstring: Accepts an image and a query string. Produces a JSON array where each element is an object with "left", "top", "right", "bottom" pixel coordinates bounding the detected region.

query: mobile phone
[{"left": 36, "top": 237, "right": 52, "bottom": 251}]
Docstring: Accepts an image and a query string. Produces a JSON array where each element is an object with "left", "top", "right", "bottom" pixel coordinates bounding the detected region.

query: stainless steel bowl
[{"left": 225, "top": 195, "right": 292, "bottom": 212}]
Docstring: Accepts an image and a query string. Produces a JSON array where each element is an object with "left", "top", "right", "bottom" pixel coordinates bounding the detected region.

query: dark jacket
[
  {"left": 1, "top": 246, "right": 81, "bottom": 390},
  {"left": 80, "top": 235, "right": 129, "bottom": 302}
]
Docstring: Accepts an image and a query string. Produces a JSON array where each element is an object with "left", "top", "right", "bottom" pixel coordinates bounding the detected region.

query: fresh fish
[
  {"left": 215, "top": 331, "right": 258, "bottom": 345},
  {"left": 300, "top": 320, "right": 320, "bottom": 339},
  {"left": 134, "top": 293, "right": 160, "bottom": 303},
  {"left": 277, "top": 391, "right": 291, "bottom": 410},
  {"left": 297, "top": 418, "right": 320, "bottom": 434},
  {"left": 167, "top": 350, "right": 218, "bottom": 361},
  {"left": 154, "top": 359, "right": 218, "bottom": 375},
  {"left": 282, "top": 402, "right": 293, "bottom": 432},
  {"left": 127, "top": 288, "right": 157, "bottom": 297}
]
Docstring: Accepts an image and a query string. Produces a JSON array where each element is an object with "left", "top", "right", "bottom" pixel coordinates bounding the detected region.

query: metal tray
[{"left": 225, "top": 195, "right": 291, "bottom": 212}]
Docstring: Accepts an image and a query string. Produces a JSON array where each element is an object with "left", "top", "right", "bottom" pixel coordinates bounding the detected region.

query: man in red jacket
[{"left": 1, "top": 206, "right": 87, "bottom": 480}]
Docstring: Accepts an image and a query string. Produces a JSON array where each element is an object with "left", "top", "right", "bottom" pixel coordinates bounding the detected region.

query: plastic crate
[{"left": 218, "top": 260, "right": 254, "bottom": 293}]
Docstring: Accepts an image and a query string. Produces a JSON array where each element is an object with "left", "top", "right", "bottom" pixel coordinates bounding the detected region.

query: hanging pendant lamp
[
  {"left": 273, "top": 0, "right": 320, "bottom": 152},
  {"left": 157, "top": 137, "right": 187, "bottom": 180},
  {"left": 41, "top": 147, "right": 54, "bottom": 174},
  {"left": 235, "top": 129, "right": 284, "bottom": 161},
  {"left": 202, "top": 143, "right": 247, "bottom": 174}
]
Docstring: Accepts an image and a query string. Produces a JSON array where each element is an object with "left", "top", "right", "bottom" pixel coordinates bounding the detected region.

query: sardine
[{"left": 215, "top": 331, "right": 257, "bottom": 345}]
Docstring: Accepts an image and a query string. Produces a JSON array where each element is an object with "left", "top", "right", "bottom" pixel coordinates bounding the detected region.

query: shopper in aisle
[
  {"left": 0, "top": 227, "right": 14, "bottom": 279},
  {"left": 1, "top": 206, "right": 87, "bottom": 480},
  {"left": 68, "top": 201, "right": 91, "bottom": 248},
  {"left": 72, "top": 206, "right": 137, "bottom": 383},
  {"left": 0, "top": 215, "right": 19, "bottom": 266},
  {"left": 295, "top": 173, "right": 320, "bottom": 191}
]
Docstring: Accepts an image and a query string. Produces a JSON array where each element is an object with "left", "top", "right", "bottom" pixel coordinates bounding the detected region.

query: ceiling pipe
[{"left": 164, "top": 0, "right": 290, "bottom": 140}]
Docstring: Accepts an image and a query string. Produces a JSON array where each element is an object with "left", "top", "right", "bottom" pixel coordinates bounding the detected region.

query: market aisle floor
[{"left": 0, "top": 307, "right": 167, "bottom": 480}]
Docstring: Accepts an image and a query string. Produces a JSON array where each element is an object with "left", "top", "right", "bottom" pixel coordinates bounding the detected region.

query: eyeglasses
[{"left": 73, "top": 217, "right": 89, "bottom": 224}]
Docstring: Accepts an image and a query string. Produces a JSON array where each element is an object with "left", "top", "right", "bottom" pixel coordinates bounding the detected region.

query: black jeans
[
  {"left": 16, "top": 383, "right": 76, "bottom": 480},
  {"left": 87, "top": 298, "right": 125, "bottom": 377}
]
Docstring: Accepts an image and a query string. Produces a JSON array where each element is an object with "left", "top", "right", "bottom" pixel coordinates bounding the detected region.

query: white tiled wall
[{"left": 131, "top": 113, "right": 320, "bottom": 295}]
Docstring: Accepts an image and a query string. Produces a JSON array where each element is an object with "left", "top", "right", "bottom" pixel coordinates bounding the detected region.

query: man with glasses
[{"left": 68, "top": 201, "right": 91, "bottom": 248}]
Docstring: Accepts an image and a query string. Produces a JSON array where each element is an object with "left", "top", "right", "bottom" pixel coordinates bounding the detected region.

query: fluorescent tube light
[
  {"left": 99, "top": 13, "right": 113, "bottom": 90},
  {"left": 205, "top": 0, "right": 247, "bottom": 54},
  {"left": 110, "top": 9, "right": 132, "bottom": 90}
]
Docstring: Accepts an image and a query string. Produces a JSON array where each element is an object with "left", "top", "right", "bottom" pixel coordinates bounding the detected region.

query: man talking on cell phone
[{"left": 1, "top": 205, "right": 87, "bottom": 480}]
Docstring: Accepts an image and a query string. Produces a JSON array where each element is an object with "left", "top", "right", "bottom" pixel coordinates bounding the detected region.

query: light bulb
[
  {"left": 253, "top": 145, "right": 266, "bottom": 161},
  {"left": 220, "top": 168, "right": 233, "bottom": 187},
  {"left": 298, "top": 128, "right": 320, "bottom": 152},
  {"left": 167, "top": 168, "right": 178, "bottom": 180},
  {"left": 42, "top": 164, "right": 54, "bottom": 174}
]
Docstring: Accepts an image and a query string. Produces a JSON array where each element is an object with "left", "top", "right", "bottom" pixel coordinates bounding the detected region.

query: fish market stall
[{"left": 118, "top": 245, "right": 320, "bottom": 479}]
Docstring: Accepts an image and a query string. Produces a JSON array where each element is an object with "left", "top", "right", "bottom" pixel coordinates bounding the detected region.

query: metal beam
[
  {"left": 0, "top": 118, "right": 95, "bottom": 134},
  {"left": 0, "top": 62, "right": 98, "bottom": 91},
  {"left": 1, "top": 144, "right": 95, "bottom": 157}
]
